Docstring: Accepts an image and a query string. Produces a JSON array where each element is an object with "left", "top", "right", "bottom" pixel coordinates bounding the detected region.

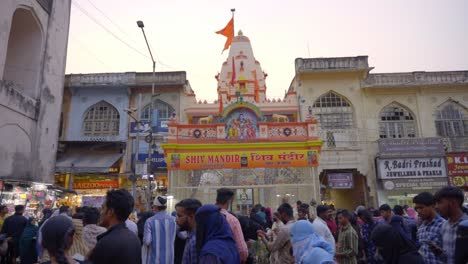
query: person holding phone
[{"left": 413, "top": 192, "right": 445, "bottom": 264}]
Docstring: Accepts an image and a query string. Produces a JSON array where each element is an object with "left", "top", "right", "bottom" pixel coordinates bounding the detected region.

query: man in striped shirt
[
  {"left": 143, "top": 196, "right": 177, "bottom": 264},
  {"left": 335, "top": 210, "right": 358, "bottom": 264}
]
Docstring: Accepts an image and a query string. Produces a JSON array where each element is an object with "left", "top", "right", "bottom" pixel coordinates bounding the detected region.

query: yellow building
[{"left": 293, "top": 56, "right": 468, "bottom": 209}]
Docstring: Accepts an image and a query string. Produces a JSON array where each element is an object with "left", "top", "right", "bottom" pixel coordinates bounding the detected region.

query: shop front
[
  {"left": 376, "top": 138, "right": 448, "bottom": 206},
  {"left": 319, "top": 170, "right": 368, "bottom": 210},
  {"left": 55, "top": 152, "right": 123, "bottom": 207},
  {"left": 447, "top": 153, "right": 468, "bottom": 206},
  {"left": 0, "top": 180, "right": 63, "bottom": 217}
]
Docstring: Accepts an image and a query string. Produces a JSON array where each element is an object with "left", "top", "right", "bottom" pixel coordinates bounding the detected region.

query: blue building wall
[{"left": 65, "top": 86, "right": 129, "bottom": 142}]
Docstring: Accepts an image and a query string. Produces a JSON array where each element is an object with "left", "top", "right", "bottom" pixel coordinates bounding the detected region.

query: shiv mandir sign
[{"left": 377, "top": 157, "right": 447, "bottom": 180}]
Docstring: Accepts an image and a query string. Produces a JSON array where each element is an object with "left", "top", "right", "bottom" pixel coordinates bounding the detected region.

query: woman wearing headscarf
[
  {"left": 371, "top": 224, "right": 424, "bottom": 264},
  {"left": 289, "top": 220, "right": 335, "bottom": 264},
  {"left": 19, "top": 217, "right": 38, "bottom": 264},
  {"left": 195, "top": 204, "right": 240, "bottom": 264},
  {"left": 405, "top": 208, "right": 418, "bottom": 221},
  {"left": 41, "top": 215, "right": 89, "bottom": 264},
  {"left": 389, "top": 215, "right": 415, "bottom": 245}
]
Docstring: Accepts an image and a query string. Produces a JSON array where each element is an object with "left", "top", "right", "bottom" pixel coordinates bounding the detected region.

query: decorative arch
[
  {"left": 141, "top": 99, "right": 175, "bottom": 121},
  {"left": 3, "top": 7, "right": 44, "bottom": 98},
  {"left": 311, "top": 91, "right": 354, "bottom": 129},
  {"left": 0, "top": 123, "right": 32, "bottom": 178},
  {"left": 221, "top": 101, "right": 263, "bottom": 119},
  {"left": 82, "top": 101, "right": 120, "bottom": 136},
  {"left": 435, "top": 99, "right": 468, "bottom": 137},
  {"left": 378, "top": 102, "right": 417, "bottom": 138}
]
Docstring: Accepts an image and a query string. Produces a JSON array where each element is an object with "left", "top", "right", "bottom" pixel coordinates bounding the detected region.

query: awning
[{"left": 55, "top": 153, "right": 122, "bottom": 174}]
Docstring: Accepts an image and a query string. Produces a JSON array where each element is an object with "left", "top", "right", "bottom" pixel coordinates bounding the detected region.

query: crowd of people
[{"left": 0, "top": 186, "right": 466, "bottom": 264}]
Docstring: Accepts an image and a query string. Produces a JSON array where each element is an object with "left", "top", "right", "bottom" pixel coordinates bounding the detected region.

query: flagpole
[{"left": 231, "top": 8, "right": 235, "bottom": 33}]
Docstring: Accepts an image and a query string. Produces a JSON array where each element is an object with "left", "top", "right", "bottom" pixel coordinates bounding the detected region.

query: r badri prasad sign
[{"left": 377, "top": 158, "right": 447, "bottom": 180}]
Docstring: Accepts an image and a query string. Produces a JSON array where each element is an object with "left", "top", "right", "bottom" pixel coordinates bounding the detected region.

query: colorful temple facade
[{"left": 163, "top": 31, "right": 323, "bottom": 211}]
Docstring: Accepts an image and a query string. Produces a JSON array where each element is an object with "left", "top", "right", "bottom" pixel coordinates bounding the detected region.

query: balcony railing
[
  {"left": 364, "top": 71, "right": 468, "bottom": 87},
  {"left": 317, "top": 129, "right": 361, "bottom": 149},
  {"left": 443, "top": 137, "right": 468, "bottom": 152}
]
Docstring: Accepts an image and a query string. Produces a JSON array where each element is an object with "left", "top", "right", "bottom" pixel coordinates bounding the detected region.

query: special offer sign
[
  {"left": 167, "top": 150, "right": 319, "bottom": 170},
  {"left": 447, "top": 153, "right": 468, "bottom": 188}
]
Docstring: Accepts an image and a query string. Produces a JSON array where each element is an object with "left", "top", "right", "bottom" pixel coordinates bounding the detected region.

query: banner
[
  {"left": 378, "top": 138, "right": 445, "bottom": 158},
  {"left": 328, "top": 173, "right": 354, "bottom": 189},
  {"left": 382, "top": 178, "right": 449, "bottom": 191},
  {"left": 73, "top": 181, "right": 119, "bottom": 189},
  {"left": 376, "top": 158, "right": 447, "bottom": 180},
  {"left": 447, "top": 153, "right": 468, "bottom": 187},
  {"left": 167, "top": 150, "right": 319, "bottom": 170}
]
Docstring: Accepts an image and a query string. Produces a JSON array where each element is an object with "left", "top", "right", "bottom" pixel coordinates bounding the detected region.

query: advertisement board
[
  {"left": 377, "top": 158, "right": 447, "bottom": 180},
  {"left": 73, "top": 181, "right": 119, "bottom": 189},
  {"left": 447, "top": 153, "right": 468, "bottom": 188},
  {"left": 167, "top": 150, "right": 319, "bottom": 170},
  {"left": 327, "top": 173, "right": 354, "bottom": 189},
  {"left": 378, "top": 138, "right": 445, "bottom": 158},
  {"left": 382, "top": 178, "right": 449, "bottom": 191}
]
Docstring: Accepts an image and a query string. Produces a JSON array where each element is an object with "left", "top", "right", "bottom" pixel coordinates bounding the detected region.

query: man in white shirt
[{"left": 312, "top": 205, "right": 336, "bottom": 249}]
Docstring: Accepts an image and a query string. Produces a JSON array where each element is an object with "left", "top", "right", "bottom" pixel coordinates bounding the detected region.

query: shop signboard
[
  {"left": 378, "top": 138, "right": 445, "bottom": 158},
  {"left": 447, "top": 153, "right": 468, "bottom": 188},
  {"left": 167, "top": 150, "right": 319, "bottom": 170},
  {"left": 382, "top": 177, "right": 449, "bottom": 191},
  {"left": 73, "top": 181, "right": 119, "bottom": 189},
  {"left": 327, "top": 173, "right": 354, "bottom": 189},
  {"left": 377, "top": 157, "right": 447, "bottom": 180},
  {"left": 132, "top": 153, "right": 167, "bottom": 168}
]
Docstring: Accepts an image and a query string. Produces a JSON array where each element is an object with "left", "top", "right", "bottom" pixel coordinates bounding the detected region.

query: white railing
[
  {"left": 67, "top": 73, "right": 136, "bottom": 86},
  {"left": 296, "top": 56, "right": 369, "bottom": 72},
  {"left": 365, "top": 71, "right": 468, "bottom": 87}
]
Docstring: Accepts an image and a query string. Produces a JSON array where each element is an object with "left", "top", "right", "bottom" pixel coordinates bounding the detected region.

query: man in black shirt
[
  {"left": 1, "top": 205, "right": 27, "bottom": 264},
  {"left": 88, "top": 189, "right": 141, "bottom": 264}
]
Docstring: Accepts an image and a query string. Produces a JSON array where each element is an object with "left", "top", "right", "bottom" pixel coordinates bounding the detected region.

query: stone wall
[{"left": 0, "top": 0, "right": 71, "bottom": 183}]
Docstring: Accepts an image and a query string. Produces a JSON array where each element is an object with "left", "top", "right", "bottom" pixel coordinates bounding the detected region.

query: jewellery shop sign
[
  {"left": 377, "top": 158, "right": 448, "bottom": 191},
  {"left": 377, "top": 158, "right": 447, "bottom": 179}
]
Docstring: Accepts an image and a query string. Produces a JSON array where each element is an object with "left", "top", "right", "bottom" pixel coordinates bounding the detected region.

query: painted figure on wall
[{"left": 226, "top": 109, "right": 258, "bottom": 139}]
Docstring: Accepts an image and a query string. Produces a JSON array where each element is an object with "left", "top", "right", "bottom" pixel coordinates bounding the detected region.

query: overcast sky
[{"left": 65, "top": 0, "right": 468, "bottom": 101}]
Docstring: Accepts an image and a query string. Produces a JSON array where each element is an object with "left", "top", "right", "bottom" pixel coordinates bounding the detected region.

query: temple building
[{"left": 163, "top": 31, "right": 322, "bottom": 212}]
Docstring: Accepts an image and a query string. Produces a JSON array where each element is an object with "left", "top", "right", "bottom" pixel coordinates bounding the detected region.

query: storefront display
[
  {"left": 376, "top": 138, "right": 448, "bottom": 206},
  {"left": 0, "top": 181, "right": 58, "bottom": 217}
]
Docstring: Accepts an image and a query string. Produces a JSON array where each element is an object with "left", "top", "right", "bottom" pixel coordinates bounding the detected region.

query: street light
[{"left": 137, "top": 20, "right": 157, "bottom": 211}]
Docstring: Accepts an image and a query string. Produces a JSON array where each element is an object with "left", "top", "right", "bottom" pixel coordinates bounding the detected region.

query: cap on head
[{"left": 153, "top": 196, "right": 167, "bottom": 207}]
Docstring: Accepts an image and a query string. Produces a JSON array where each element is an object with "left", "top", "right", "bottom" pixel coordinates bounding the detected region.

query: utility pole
[{"left": 137, "top": 20, "right": 157, "bottom": 210}]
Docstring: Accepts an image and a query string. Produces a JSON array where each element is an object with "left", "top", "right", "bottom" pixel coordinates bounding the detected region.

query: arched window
[
  {"left": 3, "top": 8, "right": 43, "bottom": 98},
  {"left": 82, "top": 101, "right": 119, "bottom": 136},
  {"left": 379, "top": 104, "right": 417, "bottom": 138},
  {"left": 435, "top": 101, "right": 468, "bottom": 137},
  {"left": 140, "top": 99, "right": 175, "bottom": 121},
  {"left": 312, "top": 91, "right": 354, "bottom": 129}
]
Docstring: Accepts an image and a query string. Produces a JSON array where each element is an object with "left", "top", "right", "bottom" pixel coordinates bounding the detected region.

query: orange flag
[{"left": 216, "top": 18, "right": 234, "bottom": 53}]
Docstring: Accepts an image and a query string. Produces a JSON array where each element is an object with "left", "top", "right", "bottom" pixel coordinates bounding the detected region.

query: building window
[
  {"left": 82, "top": 101, "right": 119, "bottom": 136},
  {"left": 141, "top": 99, "right": 175, "bottom": 121},
  {"left": 379, "top": 104, "right": 417, "bottom": 138},
  {"left": 312, "top": 91, "right": 353, "bottom": 129},
  {"left": 435, "top": 101, "right": 468, "bottom": 137}
]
